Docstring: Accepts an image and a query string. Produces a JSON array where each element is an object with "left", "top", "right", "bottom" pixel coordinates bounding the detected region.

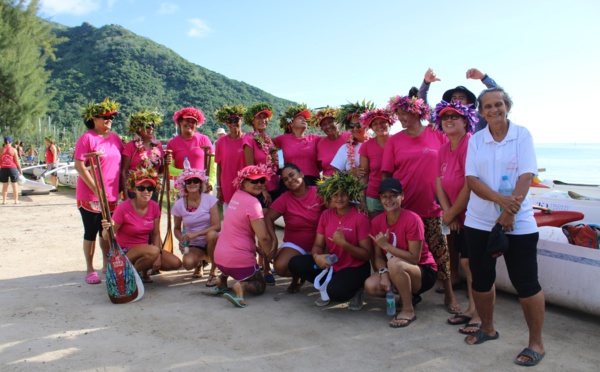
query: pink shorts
[{"left": 217, "top": 264, "right": 259, "bottom": 281}]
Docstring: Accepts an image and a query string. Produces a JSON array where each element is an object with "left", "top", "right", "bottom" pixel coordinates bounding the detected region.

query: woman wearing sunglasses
[
  {"left": 214, "top": 104, "right": 247, "bottom": 212},
  {"left": 102, "top": 167, "right": 182, "bottom": 283},
  {"left": 172, "top": 168, "right": 220, "bottom": 285},
  {"left": 121, "top": 110, "right": 164, "bottom": 201}
]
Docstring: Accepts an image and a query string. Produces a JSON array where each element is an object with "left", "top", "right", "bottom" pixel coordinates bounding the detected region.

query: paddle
[
  {"left": 159, "top": 150, "right": 174, "bottom": 253},
  {"left": 85, "top": 152, "right": 144, "bottom": 304}
]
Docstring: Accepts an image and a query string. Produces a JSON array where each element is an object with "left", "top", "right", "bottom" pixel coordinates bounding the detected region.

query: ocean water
[{"left": 535, "top": 143, "right": 600, "bottom": 185}]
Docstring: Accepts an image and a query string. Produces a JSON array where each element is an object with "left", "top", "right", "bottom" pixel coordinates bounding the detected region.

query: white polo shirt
[{"left": 464, "top": 121, "right": 538, "bottom": 235}]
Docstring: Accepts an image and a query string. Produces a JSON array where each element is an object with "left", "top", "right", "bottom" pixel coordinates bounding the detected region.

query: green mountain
[{"left": 45, "top": 22, "right": 295, "bottom": 144}]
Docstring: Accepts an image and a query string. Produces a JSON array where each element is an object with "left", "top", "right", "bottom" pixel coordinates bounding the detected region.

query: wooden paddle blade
[
  {"left": 162, "top": 226, "right": 174, "bottom": 253},
  {"left": 106, "top": 244, "right": 142, "bottom": 304}
]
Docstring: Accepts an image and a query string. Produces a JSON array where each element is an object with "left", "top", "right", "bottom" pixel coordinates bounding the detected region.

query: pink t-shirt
[
  {"left": 317, "top": 207, "right": 371, "bottom": 272},
  {"left": 438, "top": 133, "right": 471, "bottom": 225},
  {"left": 171, "top": 193, "right": 219, "bottom": 247},
  {"left": 274, "top": 133, "right": 321, "bottom": 177},
  {"left": 359, "top": 139, "right": 386, "bottom": 199},
  {"left": 243, "top": 135, "right": 279, "bottom": 192},
  {"left": 381, "top": 127, "right": 448, "bottom": 218},
  {"left": 166, "top": 133, "right": 213, "bottom": 170},
  {"left": 112, "top": 199, "right": 161, "bottom": 248},
  {"left": 371, "top": 209, "right": 437, "bottom": 270},
  {"left": 74, "top": 131, "right": 124, "bottom": 202},
  {"left": 214, "top": 190, "right": 264, "bottom": 268},
  {"left": 122, "top": 140, "right": 164, "bottom": 171},
  {"left": 270, "top": 186, "right": 325, "bottom": 252},
  {"left": 215, "top": 135, "right": 247, "bottom": 203},
  {"left": 317, "top": 132, "right": 352, "bottom": 176}
]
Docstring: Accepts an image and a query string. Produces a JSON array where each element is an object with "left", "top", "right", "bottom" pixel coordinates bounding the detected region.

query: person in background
[
  {"left": 17, "top": 141, "right": 26, "bottom": 162},
  {"left": 418, "top": 67, "right": 499, "bottom": 132},
  {"left": 74, "top": 98, "right": 123, "bottom": 284},
  {"left": 26, "top": 144, "right": 39, "bottom": 165},
  {"left": 1, "top": 136, "right": 22, "bottom": 205},
  {"left": 44, "top": 136, "right": 59, "bottom": 190},
  {"left": 463, "top": 87, "right": 545, "bottom": 367},
  {"left": 166, "top": 107, "right": 213, "bottom": 171},
  {"left": 315, "top": 106, "right": 351, "bottom": 177},
  {"left": 216, "top": 128, "right": 227, "bottom": 140}
]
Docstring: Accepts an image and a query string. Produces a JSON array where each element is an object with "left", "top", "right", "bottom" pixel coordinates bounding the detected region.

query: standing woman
[
  {"left": 433, "top": 100, "right": 481, "bottom": 333},
  {"left": 358, "top": 108, "right": 395, "bottom": 218},
  {"left": 213, "top": 165, "right": 275, "bottom": 308},
  {"left": 288, "top": 172, "right": 372, "bottom": 310},
  {"left": 274, "top": 104, "right": 321, "bottom": 186},
  {"left": 264, "top": 163, "right": 326, "bottom": 293},
  {"left": 381, "top": 95, "right": 461, "bottom": 314},
  {"left": 121, "top": 110, "right": 164, "bottom": 200},
  {"left": 214, "top": 104, "right": 247, "bottom": 212},
  {"left": 172, "top": 168, "right": 220, "bottom": 285},
  {"left": 315, "top": 106, "right": 351, "bottom": 177},
  {"left": 166, "top": 107, "right": 213, "bottom": 171},
  {"left": 1, "top": 137, "right": 22, "bottom": 204},
  {"left": 44, "top": 136, "right": 59, "bottom": 190},
  {"left": 74, "top": 98, "right": 123, "bottom": 284},
  {"left": 463, "top": 88, "right": 545, "bottom": 367}
]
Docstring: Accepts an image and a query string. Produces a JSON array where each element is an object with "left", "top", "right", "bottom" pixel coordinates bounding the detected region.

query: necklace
[{"left": 185, "top": 195, "right": 200, "bottom": 212}]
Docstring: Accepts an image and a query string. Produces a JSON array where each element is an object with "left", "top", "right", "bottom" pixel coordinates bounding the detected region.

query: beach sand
[{"left": 1, "top": 188, "right": 599, "bottom": 371}]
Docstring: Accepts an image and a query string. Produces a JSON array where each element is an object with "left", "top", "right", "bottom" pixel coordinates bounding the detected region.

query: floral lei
[
  {"left": 248, "top": 130, "right": 278, "bottom": 174},
  {"left": 346, "top": 133, "right": 371, "bottom": 169},
  {"left": 133, "top": 134, "right": 162, "bottom": 167}
]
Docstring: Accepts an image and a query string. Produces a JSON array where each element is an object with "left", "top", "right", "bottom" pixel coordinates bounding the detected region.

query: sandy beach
[{"left": 1, "top": 187, "right": 599, "bottom": 371}]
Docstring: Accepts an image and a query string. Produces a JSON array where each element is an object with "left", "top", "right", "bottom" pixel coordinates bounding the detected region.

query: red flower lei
[
  {"left": 249, "top": 131, "right": 278, "bottom": 173},
  {"left": 346, "top": 134, "right": 371, "bottom": 169},
  {"left": 133, "top": 134, "right": 162, "bottom": 168}
]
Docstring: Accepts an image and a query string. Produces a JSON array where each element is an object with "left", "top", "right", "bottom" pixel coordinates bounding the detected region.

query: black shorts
[
  {"left": 189, "top": 245, "right": 207, "bottom": 253},
  {"left": 0, "top": 168, "right": 19, "bottom": 183},
  {"left": 417, "top": 264, "right": 437, "bottom": 295}
]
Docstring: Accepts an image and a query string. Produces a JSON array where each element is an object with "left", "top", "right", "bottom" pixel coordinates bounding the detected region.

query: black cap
[
  {"left": 442, "top": 86, "right": 477, "bottom": 107},
  {"left": 379, "top": 178, "right": 403, "bottom": 194}
]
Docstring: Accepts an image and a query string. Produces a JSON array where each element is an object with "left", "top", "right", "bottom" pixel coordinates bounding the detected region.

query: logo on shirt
[
  {"left": 339, "top": 227, "right": 353, "bottom": 232},
  {"left": 143, "top": 219, "right": 153, "bottom": 226},
  {"left": 507, "top": 152, "right": 518, "bottom": 171},
  {"left": 306, "top": 203, "right": 320, "bottom": 210},
  {"left": 440, "top": 163, "right": 448, "bottom": 179}
]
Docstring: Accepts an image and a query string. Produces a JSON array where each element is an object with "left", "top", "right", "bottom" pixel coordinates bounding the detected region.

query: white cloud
[
  {"left": 187, "top": 18, "right": 211, "bottom": 38},
  {"left": 40, "top": 0, "right": 101, "bottom": 16},
  {"left": 158, "top": 2, "right": 179, "bottom": 15}
]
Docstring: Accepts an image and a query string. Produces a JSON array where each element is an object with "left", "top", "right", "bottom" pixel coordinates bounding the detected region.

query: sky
[{"left": 37, "top": 0, "right": 600, "bottom": 144}]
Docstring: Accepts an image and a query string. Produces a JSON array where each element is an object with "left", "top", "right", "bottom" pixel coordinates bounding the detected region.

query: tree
[{"left": 0, "top": 0, "right": 64, "bottom": 134}]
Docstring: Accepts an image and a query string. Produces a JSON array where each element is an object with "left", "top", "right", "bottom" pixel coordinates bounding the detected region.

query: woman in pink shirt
[
  {"left": 265, "top": 163, "right": 326, "bottom": 293},
  {"left": 212, "top": 165, "right": 275, "bottom": 308},
  {"left": 274, "top": 104, "right": 321, "bottom": 186},
  {"left": 101, "top": 168, "right": 181, "bottom": 283},
  {"left": 214, "top": 104, "right": 247, "bottom": 212},
  {"left": 365, "top": 178, "right": 438, "bottom": 328},
  {"left": 121, "top": 110, "right": 164, "bottom": 201},
  {"left": 75, "top": 98, "right": 124, "bottom": 285},
  {"left": 382, "top": 94, "right": 460, "bottom": 314},
  {"left": 314, "top": 106, "right": 351, "bottom": 177},
  {"left": 288, "top": 172, "right": 372, "bottom": 309},
  {"left": 433, "top": 100, "right": 482, "bottom": 334},
  {"left": 166, "top": 107, "right": 213, "bottom": 171},
  {"left": 1, "top": 137, "right": 21, "bottom": 205},
  {"left": 358, "top": 108, "right": 395, "bottom": 218}
]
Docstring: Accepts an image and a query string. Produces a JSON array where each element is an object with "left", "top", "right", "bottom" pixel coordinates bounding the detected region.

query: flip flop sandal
[
  {"left": 211, "top": 286, "right": 229, "bottom": 295},
  {"left": 458, "top": 323, "right": 482, "bottom": 334},
  {"left": 85, "top": 272, "right": 101, "bottom": 284},
  {"left": 445, "top": 302, "right": 462, "bottom": 314},
  {"left": 205, "top": 275, "right": 217, "bottom": 287},
  {"left": 464, "top": 329, "right": 499, "bottom": 345},
  {"left": 514, "top": 347, "right": 545, "bottom": 367},
  {"left": 223, "top": 293, "right": 247, "bottom": 308},
  {"left": 447, "top": 313, "right": 472, "bottom": 325},
  {"left": 389, "top": 315, "right": 417, "bottom": 328}
]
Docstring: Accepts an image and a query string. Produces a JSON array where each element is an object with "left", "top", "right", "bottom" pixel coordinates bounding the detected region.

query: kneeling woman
[
  {"left": 213, "top": 165, "right": 274, "bottom": 308},
  {"left": 364, "top": 178, "right": 438, "bottom": 328},
  {"left": 288, "top": 172, "right": 372, "bottom": 310},
  {"left": 101, "top": 169, "right": 182, "bottom": 282},
  {"left": 172, "top": 168, "right": 220, "bottom": 285}
]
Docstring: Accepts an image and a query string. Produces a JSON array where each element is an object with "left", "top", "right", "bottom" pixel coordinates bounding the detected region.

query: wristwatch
[{"left": 378, "top": 268, "right": 389, "bottom": 276}]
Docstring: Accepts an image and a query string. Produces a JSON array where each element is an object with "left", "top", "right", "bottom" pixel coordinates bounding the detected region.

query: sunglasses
[
  {"left": 144, "top": 123, "right": 155, "bottom": 129},
  {"left": 347, "top": 123, "right": 361, "bottom": 129},
  {"left": 185, "top": 178, "right": 201, "bottom": 185},
  {"left": 97, "top": 115, "right": 116, "bottom": 121},
  {"left": 226, "top": 117, "right": 241, "bottom": 124},
  {"left": 441, "top": 114, "right": 462, "bottom": 121},
  {"left": 247, "top": 178, "right": 266, "bottom": 184},
  {"left": 135, "top": 185, "right": 155, "bottom": 192}
]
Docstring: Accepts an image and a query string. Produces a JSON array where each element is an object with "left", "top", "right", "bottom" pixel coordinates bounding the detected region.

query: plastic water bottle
[
  {"left": 442, "top": 222, "right": 450, "bottom": 235},
  {"left": 182, "top": 229, "right": 189, "bottom": 254},
  {"left": 326, "top": 254, "right": 338, "bottom": 265},
  {"left": 386, "top": 286, "right": 396, "bottom": 315},
  {"left": 497, "top": 175, "right": 513, "bottom": 212},
  {"left": 183, "top": 157, "right": 191, "bottom": 170}
]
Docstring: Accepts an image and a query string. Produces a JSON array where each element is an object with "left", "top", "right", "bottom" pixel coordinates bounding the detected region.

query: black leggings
[
  {"left": 288, "top": 255, "right": 371, "bottom": 302},
  {"left": 465, "top": 226, "right": 541, "bottom": 298},
  {"left": 79, "top": 207, "right": 104, "bottom": 242}
]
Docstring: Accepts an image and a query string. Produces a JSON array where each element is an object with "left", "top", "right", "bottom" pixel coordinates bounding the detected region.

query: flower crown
[
  {"left": 279, "top": 103, "right": 312, "bottom": 132},
  {"left": 316, "top": 172, "right": 366, "bottom": 203},
  {"left": 232, "top": 164, "right": 274, "bottom": 190},
  {"left": 431, "top": 100, "right": 479, "bottom": 133},
  {"left": 387, "top": 96, "right": 431, "bottom": 120},
  {"left": 127, "top": 110, "right": 163, "bottom": 134},
  {"left": 175, "top": 168, "right": 208, "bottom": 196},
  {"left": 215, "top": 104, "right": 247, "bottom": 124},
  {"left": 244, "top": 103, "right": 273, "bottom": 127},
  {"left": 173, "top": 107, "right": 205, "bottom": 125},
  {"left": 335, "top": 100, "right": 376, "bottom": 129},
  {"left": 310, "top": 106, "right": 339, "bottom": 126},
  {"left": 128, "top": 165, "right": 161, "bottom": 192},
  {"left": 359, "top": 108, "right": 396, "bottom": 128},
  {"left": 44, "top": 136, "right": 55, "bottom": 143},
  {"left": 82, "top": 98, "right": 120, "bottom": 121}
]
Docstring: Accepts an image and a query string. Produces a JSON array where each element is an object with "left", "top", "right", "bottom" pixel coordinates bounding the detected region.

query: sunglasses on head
[
  {"left": 135, "top": 185, "right": 155, "bottom": 192},
  {"left": 226, "top": 117, "right": 241, "bottom": 124},
  {"left": 144, "top": 123, "right": 155, "bottom": 129},
  {"left": 247, "top": 177, "right": 266, "bottom": 184},
  {"left": 185, "top": 178, "right": 201, "bottom": 185}
]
